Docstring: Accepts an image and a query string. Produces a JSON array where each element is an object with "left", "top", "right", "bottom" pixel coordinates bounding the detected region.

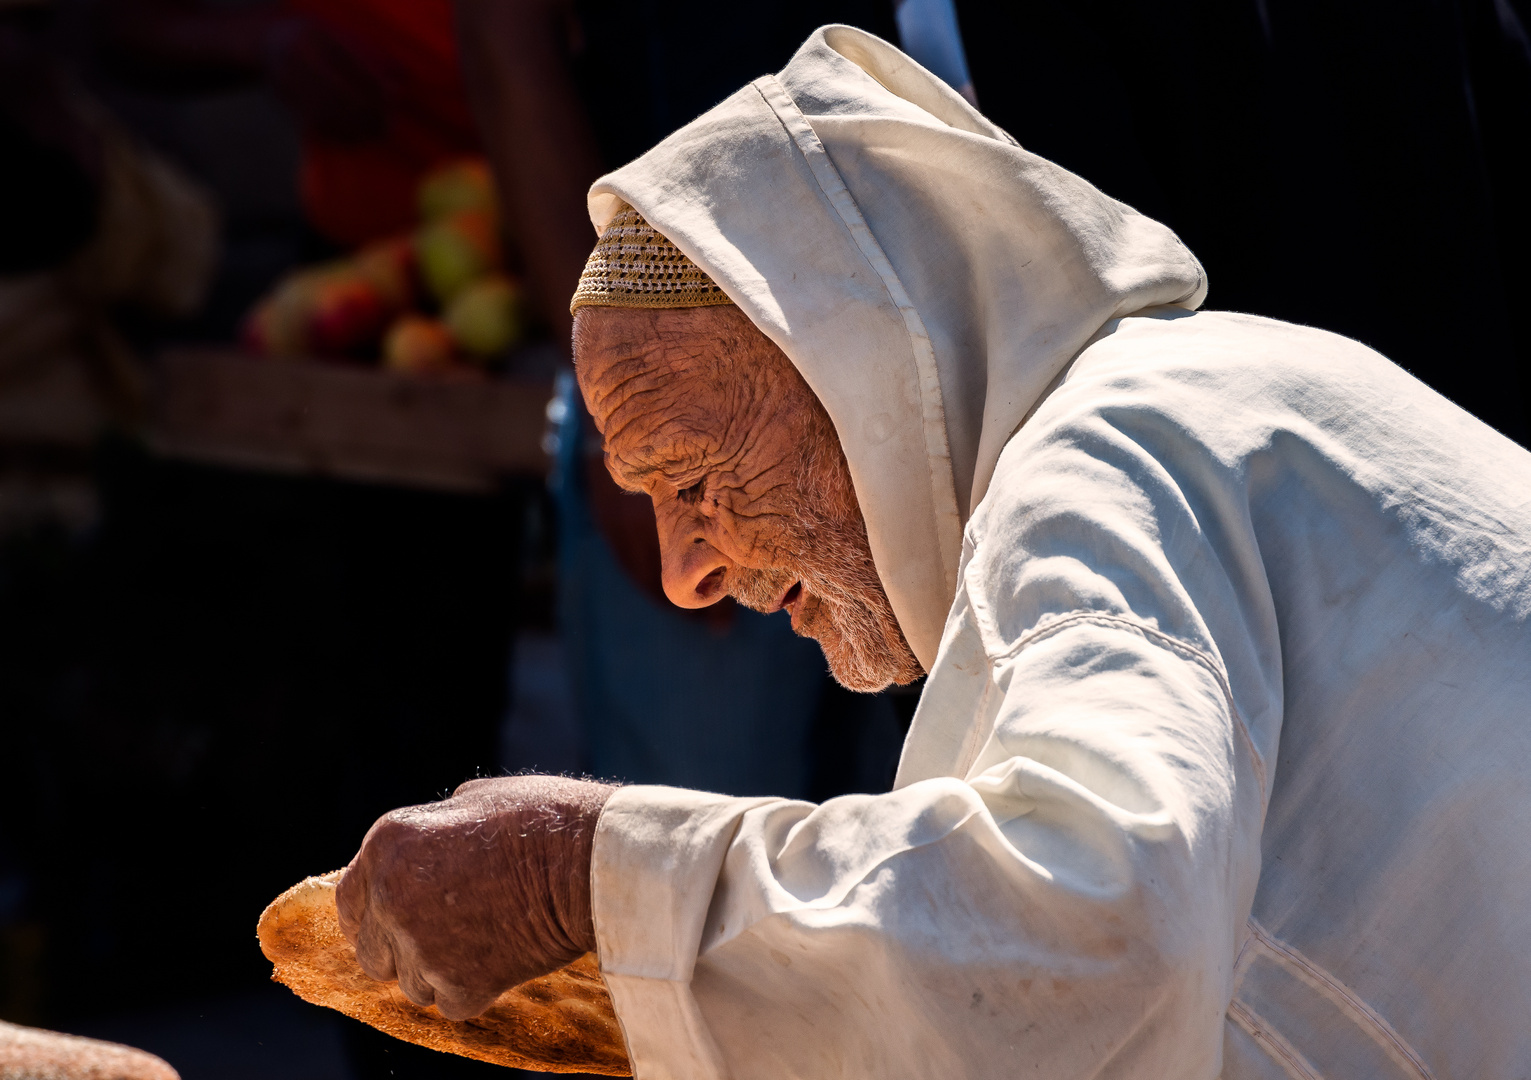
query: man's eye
[{"left": 678, "top": 479, "right": 706, "bottom": 503}]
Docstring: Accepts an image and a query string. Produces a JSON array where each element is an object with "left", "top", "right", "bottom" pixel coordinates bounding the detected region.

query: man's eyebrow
[
  {"left": 605, "top": 442, "right": 708, "bottom": 493},
  {"left": 604, "top": 443, "right": 680, "bottom": 492},
  {"left": 605, "top": 455, "right": 652, "bottom": 493}
]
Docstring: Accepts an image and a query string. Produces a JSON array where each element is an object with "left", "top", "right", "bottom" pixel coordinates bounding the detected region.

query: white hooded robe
[{"left": 582, "top": 26, "right": 1531, "bottom": 1080}]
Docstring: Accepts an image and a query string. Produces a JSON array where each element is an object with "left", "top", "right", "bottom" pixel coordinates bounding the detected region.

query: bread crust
[
  {"left": 256, "top": 871, "right": 630, "bottom": 1075},
  {"left": 0, "top": 1020, "right": 179, "bottom": 1080}
]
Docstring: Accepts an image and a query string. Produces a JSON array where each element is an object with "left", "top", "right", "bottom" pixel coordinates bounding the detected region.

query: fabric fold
[
  {"left": 583, "top": 24, "right": 1205, "bottom": 669},
  {"left": 591, "top": 786, "right": 783, "bottom": 1078}
]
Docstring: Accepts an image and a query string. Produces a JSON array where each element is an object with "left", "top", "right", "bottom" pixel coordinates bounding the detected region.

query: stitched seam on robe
[
  {"left": 985, "top": 608, "right": 1268, "bottom": 796},
  {"left": 1246, "top": 920, "right": 1436, "bottom": 1080},
  {"left": 1228, "top": 999, "right": 1326, "bottom": 1080},
  {"left": 751, "top": 73, "right": 965, "bottom": 589},
  {"left": 952, "top": 657, "right": 999, "bottom": 780}
]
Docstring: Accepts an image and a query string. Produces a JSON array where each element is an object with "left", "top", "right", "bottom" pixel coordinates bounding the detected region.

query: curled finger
[
  {"left": 433, "top": 980, "right": 500, "bottom": 1022},
  {"left": 395, "top": 959, "right": 438, "bottom": 1010},
  {"left": 352, "top": 917, "right": 399, "bottom": 983}
]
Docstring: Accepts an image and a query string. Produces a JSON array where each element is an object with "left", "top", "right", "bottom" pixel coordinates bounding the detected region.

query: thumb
[{"left": 334, "top": 864, "right": 366, "bottom": 943}]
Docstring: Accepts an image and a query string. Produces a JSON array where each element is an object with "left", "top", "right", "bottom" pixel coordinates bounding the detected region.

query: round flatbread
[
  {"left": 0, "top": 1020, "right": 179, "bottom": 1080},
  {"left": 256, "top": 871, "right": 630, "bottom": 1075}
]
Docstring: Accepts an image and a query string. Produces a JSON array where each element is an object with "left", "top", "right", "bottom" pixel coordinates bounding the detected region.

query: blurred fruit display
[
  {"left": 418, "top": 210, "right": 500, "bottom": 306},
  {"left": 242, "top": 158, "right": 527, "bottom": 374},
  {"left": 417, "top": 158, "right": 497, "bottom": 223},
  {"left": 445, "top": 275, "right": 523, "bottom": 358},
  {"left": 383, "top": 314, "right": 456, "bottom": 374}
]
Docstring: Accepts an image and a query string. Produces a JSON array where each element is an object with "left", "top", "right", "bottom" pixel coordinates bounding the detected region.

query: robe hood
[{"left": 584, "top": 25, "right": 1207, "bottom": 671}]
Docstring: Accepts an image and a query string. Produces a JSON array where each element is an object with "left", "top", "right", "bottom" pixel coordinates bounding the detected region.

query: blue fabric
[{"left": 894, "top": 0, "right": 973, "bottom": 94}]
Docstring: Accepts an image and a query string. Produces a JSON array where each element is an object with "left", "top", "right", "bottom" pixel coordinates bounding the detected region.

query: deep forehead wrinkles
[
  {"left": 609, "top": 361, "right": 759, "bottom": 447},
  {"left": 590, "top": 359, "right": 710, "bottom": 474},
  {"left": 582, "top": 315, "right": 728, "bottom": 414},
  {"left": 607, "top": 383, "right": 768, "bottom": 494},
  {"left": 579, "top": 317, "right": 774, "bottom": 487}
]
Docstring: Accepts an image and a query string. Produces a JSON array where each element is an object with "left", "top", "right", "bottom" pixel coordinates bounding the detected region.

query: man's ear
[
  {"left": 570, "top": 308, "right": 603, "bottom": 420},
  {"left": 570, "top": 307, "right": 593, "bottom": 368}
]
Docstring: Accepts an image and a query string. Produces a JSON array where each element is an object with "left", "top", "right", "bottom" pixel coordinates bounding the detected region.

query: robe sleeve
[{"left": 590, "top": 400, "right": 1273, "bottom": 1080}]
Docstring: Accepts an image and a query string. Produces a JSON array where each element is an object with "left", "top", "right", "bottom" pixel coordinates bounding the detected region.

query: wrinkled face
[{"left": 574, "top": 304, "right": 923, "bottom": 692}]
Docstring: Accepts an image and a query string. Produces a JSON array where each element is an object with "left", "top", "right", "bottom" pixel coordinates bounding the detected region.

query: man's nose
[{"left": 656, "top": 504, "right": 732, "bottom": 608}]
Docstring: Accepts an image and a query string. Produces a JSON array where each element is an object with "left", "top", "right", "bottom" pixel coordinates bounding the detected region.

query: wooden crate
[{"left": 147, "top": 348, "right": 554, "bottom": 493}]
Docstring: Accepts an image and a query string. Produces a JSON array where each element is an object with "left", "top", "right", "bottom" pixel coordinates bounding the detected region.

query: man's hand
[{"left": 335, "top": 775, "right": 616, "bottom": 1021}]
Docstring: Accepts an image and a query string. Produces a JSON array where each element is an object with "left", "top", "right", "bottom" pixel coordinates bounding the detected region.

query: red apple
[
  {"left": 353, "top": 235, "right": 417, "bottom": 311},
  {"left": 242, "top": 270, "right": 325, "bottom": 356},
  {"left": 383, "top": 315, "right": 457, "bottom": 374},
  {"left": 308, "top": 274, "right": 390, "bottom": 356}
]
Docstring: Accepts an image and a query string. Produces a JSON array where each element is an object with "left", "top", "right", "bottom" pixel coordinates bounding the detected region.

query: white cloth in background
[{"left": 585, "top": 25, "right": 1531, "bottom": 1080}]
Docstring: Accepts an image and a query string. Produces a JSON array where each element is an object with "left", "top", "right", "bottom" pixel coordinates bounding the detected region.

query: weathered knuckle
[
  {"left": 396, "top": 966, "right": 437, "bottom": 1008},
  {"left": 334, "top": 874, "right": 366, "bottom": 937},
  {"left": 354, "top": 927, "right": 398, "bottom": 982},
  {"left": 369, "top": 813, "right": 428, "bottom": 855},
  {"left": 434, "top": 984, "right": 497, "bottom": 1022},
  {"left": 376, "top": 808, "right": 417, "bottom": 831}
]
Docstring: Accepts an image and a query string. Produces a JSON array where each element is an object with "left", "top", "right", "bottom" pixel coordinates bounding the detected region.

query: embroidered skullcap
[{"left": 570, "top": 205, "right": 734, "bottom": 313}]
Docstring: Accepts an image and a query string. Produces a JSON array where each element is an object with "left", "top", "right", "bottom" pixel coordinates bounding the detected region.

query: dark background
[
  {"left": 959, "top": 0, "right": 1531, "bottom": 442},
  {"left": 2, "top": 1, "right": 1528, "bottom": 1078}
]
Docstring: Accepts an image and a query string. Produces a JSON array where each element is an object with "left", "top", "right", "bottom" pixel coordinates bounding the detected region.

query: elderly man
[{"left": 337, "top": 26, "right": 1531, "bottom": 1079}]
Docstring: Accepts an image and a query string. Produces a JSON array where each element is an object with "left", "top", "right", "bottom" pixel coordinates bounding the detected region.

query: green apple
[
  {"left": 418, "top": 158, "right": 497, "bottom": 223},
  {"left": 445, "top": 275, "right": 524, "bottom": 359},
  {"left": 416, "top": 210, "right": 499, "bottom": 304}
]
